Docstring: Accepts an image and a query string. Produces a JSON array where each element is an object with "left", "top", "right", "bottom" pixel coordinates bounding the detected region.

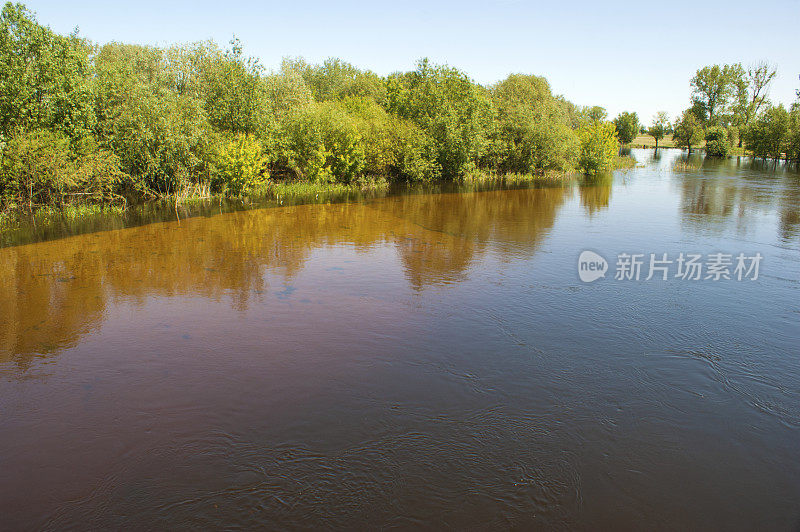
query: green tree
[
  {"left": 0, "top": 3, "right": 94, "bottom": 140},
  {"left": 586, "top": 106, "right": 608, "bottom": 122},
  {"left": 786, "top": 102, "right": 800, "bottom": 163},
  {"left": 93, "top": 42, "right": 212, "bottom": 196},
  {"left": 672, "top": 110, "right": 704, "bottom": 154},
  {"left": 732, "top": 61, "right": 777, "bottom": 145},
  {"left": 690, "top": 64, "right": 744, "bottom": 125},
  {"left": 647, "top": 112, "right": 670, "bottom": 149},
  {"left": 200, "top": 38, "right": 270, "bottom": 137},
  {"left": 290, "top": 57, "right": 386, "bottom": 104},
  {"left": 613, "top": 111, "right": 639, "bottom": 144},
  {"left": 743, "top": 104, "right": 790, "bottom": 160}
]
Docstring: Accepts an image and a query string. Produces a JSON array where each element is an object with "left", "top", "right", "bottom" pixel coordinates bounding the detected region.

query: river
[{"left": 1, "top": 149, "right": 798, "bottom": 529}]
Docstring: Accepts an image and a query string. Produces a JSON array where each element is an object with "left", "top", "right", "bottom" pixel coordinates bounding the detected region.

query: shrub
[
  {"left": 0, "top": 129, "right": 73, "bottom": 211},
  {"left": 279, "top": 102, "right": 365, "bottom": 183},
  {"left": 578, "top": 121, "right": 618, "bottom": 175},
  {"left": 704, "top": 126, "right": 729, "bottom": 157},
  {"left": 343, "top": 97, "right": 439, "bottom": 181},
  {"left": 212, "top": 134, "right": 268, "bottom": 195},
  {"left": 488, "top": 74, "right": 579, "bottom": 174}
]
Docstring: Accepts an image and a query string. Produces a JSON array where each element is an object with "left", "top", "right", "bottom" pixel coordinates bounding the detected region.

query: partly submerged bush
[
  {"left": 578, "top": 121, "right": 618, "bottom": 175},
  {"left": 0, "top": 130, "right": 127, "bottom": 211},
  {"left": 212, "top": 134, "right": 268, "bottom": 196},
  {"left": 279, "top": 102, "right": 365, "bottom": 183},
  {"left": 704, "top": 126, "right": 729, "bottom": 157}
]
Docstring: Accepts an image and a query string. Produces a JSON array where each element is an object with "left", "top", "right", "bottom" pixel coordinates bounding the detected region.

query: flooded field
[{"left": 1, "top": 149, "right": 799, "bottom": 529}]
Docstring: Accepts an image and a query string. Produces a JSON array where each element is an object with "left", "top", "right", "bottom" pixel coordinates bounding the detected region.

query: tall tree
[
  {"left": 690, "top": 64, "right": 743, "bottom": 125},
  {"left": 732, "top": 61, "right": 777, "bottom": 145}
]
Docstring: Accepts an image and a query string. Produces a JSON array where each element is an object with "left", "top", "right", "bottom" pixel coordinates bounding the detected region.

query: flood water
[{"left": 1, "top": 149, "right": 799, "bottom": 529}]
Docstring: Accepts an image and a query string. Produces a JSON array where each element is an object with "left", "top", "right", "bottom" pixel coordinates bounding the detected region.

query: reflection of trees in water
[
  {"left": 378, "top": 186, "right": 570, "bottom": 290},
  {"left": 0, "top": 186, "right": 571, "bottom": 362},
  {"left": 674, "top": 153, "right": 800, "bottom": 241},
  {"left": 578, "top": 175, "right": 613, "bottom": 216}
]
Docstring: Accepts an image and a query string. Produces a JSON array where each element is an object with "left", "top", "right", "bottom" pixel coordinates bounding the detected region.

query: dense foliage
[{"left": 0, "top": 3, "right": 637, "bottom": 215}]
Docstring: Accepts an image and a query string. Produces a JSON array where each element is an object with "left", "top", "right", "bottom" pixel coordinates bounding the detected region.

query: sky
[{"left": 20, "top": 0, "right": 800, "bottom": 123}]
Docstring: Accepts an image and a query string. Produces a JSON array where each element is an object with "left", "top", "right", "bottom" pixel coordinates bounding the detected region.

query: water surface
[{"left": 1, "top": 150, "right": 799, "bottom": 529}]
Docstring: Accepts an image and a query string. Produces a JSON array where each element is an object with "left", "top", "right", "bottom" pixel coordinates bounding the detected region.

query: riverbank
[{"left": 2, "top": 160, "right": 641, "bottom": 236}]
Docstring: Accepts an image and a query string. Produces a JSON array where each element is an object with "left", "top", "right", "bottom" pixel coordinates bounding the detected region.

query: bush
[
  {"left": 343, "top": 97, "right": 439, "bottom": 181},
  {"left": 0, "top": 129, "right": 73, "bottom": 211},
  {"left": 279, "top": 102, "right": 365, "bottom": 183},
  {"left": 704, "top": 126, "right": 729, "bottom": 157},
  {"left": 0, "top": 130, "right": 126, "bottom": 211},
  {"left": 578, "top": 121, "right": 618, "bottom": 174},
  {"left": 744, "top": 105, "right": 790, "bottom": 160},
  {"left": 386, "top": 59, "right": 492, "bottom": 178},
  {"left": 212, "top": 134, "right": 268, "bottom": 195},
  {"left": 487, "top": 74, "right": 579, "bottom": 174}
]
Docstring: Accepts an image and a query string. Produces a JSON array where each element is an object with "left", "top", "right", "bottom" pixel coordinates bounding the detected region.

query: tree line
[
  {"left": 644, "top": 62, "right": 800, "bottom": 160},
  {"left": 0, "top": 3, "right": 631, "bottom": 216}
]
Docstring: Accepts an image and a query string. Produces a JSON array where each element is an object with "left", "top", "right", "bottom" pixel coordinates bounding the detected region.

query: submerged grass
[
  {"left": 461, "top": 169, "right": 575, "bottom": 186},
  {"left": 1, "top": 203, "right": 126, "bottom": 232}
]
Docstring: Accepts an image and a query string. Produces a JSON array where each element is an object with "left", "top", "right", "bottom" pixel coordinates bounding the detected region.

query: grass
[
  {"left": 263, "top": 176, "right": 390, "bottom": 198},
  {"left": 461, "top": 169, "right": 575, "bottom": 185},
  {"left": 0, "top": 203, "right": 126, "bottom": 235},
  {"left": 614, "top": 155, "right": 639, "bottom": 169},
  {"left": 630, "top": 134, "right": 679, "bottom": 148}
]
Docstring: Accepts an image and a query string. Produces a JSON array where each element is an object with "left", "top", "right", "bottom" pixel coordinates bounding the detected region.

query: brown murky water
[{"left": 1, "top": 150, "right": 799, "bottom": 529}]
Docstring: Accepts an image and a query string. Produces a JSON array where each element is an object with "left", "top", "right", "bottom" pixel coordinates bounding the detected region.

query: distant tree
[
  {"left": 690, "top": 64, "right": 744, "bottom": 125},
  {"left": 613, "top": 111, "right": 639, "bottom": 144},
  {"left": 672, "top": 110, "right": 704, "bottom": 154},
  {"left": 647, "top": 112, "right": 670, "bottom": 149}
]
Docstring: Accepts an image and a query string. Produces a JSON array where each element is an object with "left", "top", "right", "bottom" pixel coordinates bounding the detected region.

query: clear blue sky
[{"left": 21, "top": 0, "right": 800, "bottom": 124}]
